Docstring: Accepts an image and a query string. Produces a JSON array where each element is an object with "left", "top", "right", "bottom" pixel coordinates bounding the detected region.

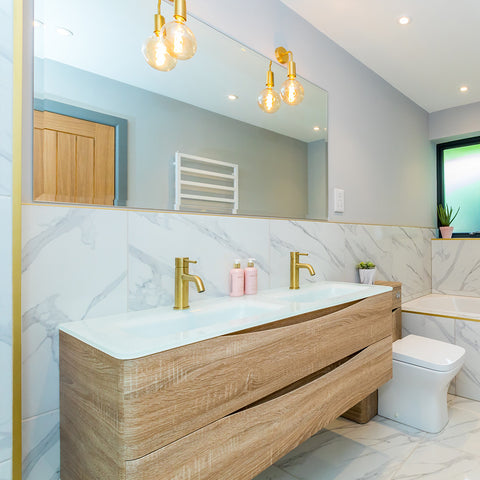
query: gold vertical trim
[{"left": 12, "top": 0, "right": 23, "bottom": 477}]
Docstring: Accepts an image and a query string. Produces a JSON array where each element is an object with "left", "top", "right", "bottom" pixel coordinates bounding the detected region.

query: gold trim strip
[
  {"left": 402, "top": 309, "right": 480, "bottom": 323},
  {"left": 12, "top": 0, "right": 23, "bottom": 476},
  {"left": 432, "top": 238, "right": 480, "bottom": 241},
  {"left": 21, "top": 202, "right": 436, "bottom": 230}
]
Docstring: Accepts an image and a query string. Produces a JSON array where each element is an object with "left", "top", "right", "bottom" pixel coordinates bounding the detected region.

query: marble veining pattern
[
  {"left": 254, "top": 395, "right": 480, "bottom": 480},
  {"left": 455, "top": 320, "right": 480, "bottom": 402},
  {"left": 432, "top": 240, "right": 480, "bottom": 297}
]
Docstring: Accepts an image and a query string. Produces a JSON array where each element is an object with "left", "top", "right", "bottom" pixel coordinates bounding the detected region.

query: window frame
[{"left": 437, "top": 135, "right": 480, "bottom": 238}]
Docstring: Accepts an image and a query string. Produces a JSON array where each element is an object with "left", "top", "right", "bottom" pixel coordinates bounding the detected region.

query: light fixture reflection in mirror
[
  {"left": 276, "top": 46, "right": 304, "bottom": 106},
  {"left": 142, "top": 0, "right": 177, "bottom": 71},
  {"left": 161, "top": 0, "right": 197, "bottom": 60},
  {"left": 257, "top": 61, "right": 281, "bottom": 114}
]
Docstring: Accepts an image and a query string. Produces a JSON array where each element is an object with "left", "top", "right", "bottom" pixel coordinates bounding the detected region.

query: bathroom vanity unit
[{"left": 59, "top": 283, "right": 393, "bottom": 480}]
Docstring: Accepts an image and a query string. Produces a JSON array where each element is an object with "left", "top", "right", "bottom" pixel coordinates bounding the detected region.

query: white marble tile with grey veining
[
  {"left": 0, "top": 459, "right": 11, "bottom": 480},
  {"left": 128, "top": 212, "right": 270, "bottom": 311},
  {"left": 401, "top": 312, "right": 455, "bottom": 344},
  {"left": 253, "top": 465, "right": 298, "bottom": 480},
  {"left": 269, "top": 220, "right": 345, "bottom": 289},
  {"left": 342, "top": 224, "right": 393, "bottom": 284},
  {"left": 455, "top": 319, "right": 480, "bottom": 402},
  {"left": 391, "top": 227, "right": 434, "bottom": 303},
  {"left": 21, "top": 205, "right": 128, "bottom": 418},
  {"left": 432, "top": 240, "right": 480, "bottom": 297},
  {"left": 22, "top": 410, "right": 59, "bottom": 480}
]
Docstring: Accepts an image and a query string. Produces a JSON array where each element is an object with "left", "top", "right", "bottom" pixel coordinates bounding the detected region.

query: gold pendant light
[
  {"left": 257, "top": 61, "right": 282, "bottom": 114},
  {"left": 161, "top": 0, "right": 197, "bottom": 61},
  {"left": 275, "top": 46, "right": 304, "bottom": 106},
  {"left": 142, "top": 0, "right": 177, "bottom": 72}
]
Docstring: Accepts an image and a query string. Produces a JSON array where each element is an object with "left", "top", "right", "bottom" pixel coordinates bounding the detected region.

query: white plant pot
[{"left": 359, "top": 268, "right": 376, "bottom": 285}]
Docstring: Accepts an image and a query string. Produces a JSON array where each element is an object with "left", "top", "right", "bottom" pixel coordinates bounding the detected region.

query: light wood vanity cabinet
[{"left": 60, "top": 292, "right": 393, "bottom": 480}]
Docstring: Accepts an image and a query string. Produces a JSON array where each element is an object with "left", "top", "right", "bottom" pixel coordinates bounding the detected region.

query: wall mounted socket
[{"left": 334, "top": 188, "right": 345, "bottom": 213}]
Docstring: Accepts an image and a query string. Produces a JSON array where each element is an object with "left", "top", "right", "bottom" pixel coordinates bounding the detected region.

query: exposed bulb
[
  {"left": 281, "top": 78, "right": 304, "bottom": 106},
  {"left": 142, "top": 33, "right": 177, "bottom": 72},
  {"left": 257, "top": 87, "right": 281, "bottom": 114},
  {"left": 162, "top": 19, "right": 197, "bottom": 60}
]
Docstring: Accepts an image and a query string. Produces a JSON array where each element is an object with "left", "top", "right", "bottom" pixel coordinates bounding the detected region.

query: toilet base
[{"left": 378, "top": 360, "right": 461, "bottom": 433}]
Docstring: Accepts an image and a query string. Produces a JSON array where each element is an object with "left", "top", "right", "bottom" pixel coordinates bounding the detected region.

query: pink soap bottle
[
  {"left": 230, "top": 259, "right": 244, "bottom": 297},
  {"left": 244, "top": 258, "right": 257, "bottom": 295}
]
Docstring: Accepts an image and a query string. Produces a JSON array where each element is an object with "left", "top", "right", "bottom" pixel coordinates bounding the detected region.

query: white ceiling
[
  {"left": 281, "top": 0, "right": 480, "bottom": 113},
  {"left": 33, "top": 0, "right": 328, "bottom": 143}
]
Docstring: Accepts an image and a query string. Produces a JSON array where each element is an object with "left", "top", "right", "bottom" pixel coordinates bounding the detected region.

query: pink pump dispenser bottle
[
  {"left": 244, "top": 258, "right": 257, "bottom": 295},
  {"left": 230, "top": 259, "right": 244, "bottom": 297}
]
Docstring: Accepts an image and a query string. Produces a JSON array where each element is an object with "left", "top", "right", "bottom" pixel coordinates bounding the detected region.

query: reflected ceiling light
[
  {"left": 313, "top": 126, "right": 320, "bottom": 131},
  {"left": 228, "top": 95, "right": 239, "bottom": 101},
  {"left": 460, "top": 86, "right": 469, "bottom": 93},
  {"left": 161, "top": 0, "right": 197, "bottom": 61},
  {"left": 142, "top": 1, "right": 177, "bottom": 72},
  {"left": 275, "top": 46, "right": 305, "bottom": 106},
  {"left": 257, "top": 61, "right": 281, "bottom": 114},
  {"left": 56, "top": 27, "right": 73, "bottom": 36},
  {"left": 398, "top": 16, "right": 411, "bottom": 25},
  {"left": 33, "top": 19, "right": 44, "bottom": 28}
]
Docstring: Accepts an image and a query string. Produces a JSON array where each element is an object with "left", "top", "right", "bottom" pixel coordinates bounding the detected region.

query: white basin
[{"left": 60, "top": 281, "right": 392, "bottom": 359}]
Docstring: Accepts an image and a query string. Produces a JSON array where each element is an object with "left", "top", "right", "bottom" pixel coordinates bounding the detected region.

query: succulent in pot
[
  {"left": 437, "top": 204, "right": 460, "bottom": 239},
  {"left": 357, "top": 261, "right": 376, "bottom": 285}
]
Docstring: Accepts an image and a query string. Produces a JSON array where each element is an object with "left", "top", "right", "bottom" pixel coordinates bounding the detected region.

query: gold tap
[
  {"left": 290, "top": 251, "right": 315, "bottom": 289},
  {"left": 174, "top": 257, "right": 205, "bottom": 309}
]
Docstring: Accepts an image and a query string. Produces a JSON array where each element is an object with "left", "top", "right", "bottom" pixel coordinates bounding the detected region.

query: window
[{"left": 437, "top": 136, "right": 480, "bottom": 237}]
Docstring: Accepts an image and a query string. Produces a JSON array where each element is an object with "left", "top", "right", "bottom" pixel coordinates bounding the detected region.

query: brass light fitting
[
  {"left": 154, "top": 0, "right": 166, "bottom": 34},
  {"left": 275, "top": 46, "right": 305, "bottom": 106},
  {"left": 257, "top": 61, "right": 281, "bottom": 114}
]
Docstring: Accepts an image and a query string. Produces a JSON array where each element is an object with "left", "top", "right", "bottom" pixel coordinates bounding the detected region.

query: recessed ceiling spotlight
[
  {"left": 56, "top": 27, "right": 73, "bottom": 36},
  {"left": 460, "top": 86, "right": 469, "bottom": 93},
  {"left": 398, "top": 16, "right": 411, "bottom": 25},
  {"left": 228, "top": 95, "right": 239, "bottom": 101},
  {"left": 240, "top": 47, "right": 247, "bottom": 52},
  {"left": 313, "top": 126, "right": 320, "bottom": 131},
  {"left": 33, "top": 19, "right": 44, "bottom": 27}
]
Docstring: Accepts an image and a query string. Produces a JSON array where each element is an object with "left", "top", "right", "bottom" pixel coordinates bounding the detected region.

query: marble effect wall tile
[
  {"left": 22, "top": 410, "right": 59, "bottom": 480},
  {"left": 0, "top": 461, "right": 11, "bottom": 480},
  {"left": 455, "top": 320, "right": 480, "bottom": 402},
  {"left": 402, "top": 312, "right": 455, "bottom": 344},
  {"left": 269, "top": 220, "right": 345, "bottom": 289},
  {"left": 128, "top": 212, "right": 270, "bottom": 310},
  {"left": 392, "top": 227, "right": 434, "bottom": 303},
  {"left": 22, "top": 205, "right": 128, "bottom": 418},
  {"left": 432, "top": 240, "right": 480, "bottom": 297}
]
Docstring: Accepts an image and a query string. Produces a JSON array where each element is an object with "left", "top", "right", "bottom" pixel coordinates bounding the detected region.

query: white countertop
[{"left": 59, "top": 281, "right": 392, "bottom": 360}]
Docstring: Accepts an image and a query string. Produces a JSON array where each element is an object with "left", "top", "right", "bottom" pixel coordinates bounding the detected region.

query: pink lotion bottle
[
  {"left": 244, "top": 258, "right": 257, "bottom": 295},
  {"left": 230, "top": 259, "right": 244, "bottom": 297}
]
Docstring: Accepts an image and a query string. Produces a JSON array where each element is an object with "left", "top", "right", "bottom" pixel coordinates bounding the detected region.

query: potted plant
[
  {"left": 437, "top": 204, "right": 460, "bottom": 239},
  {"left": 357, "top": 261, "right": 376, "bottom": 285}
]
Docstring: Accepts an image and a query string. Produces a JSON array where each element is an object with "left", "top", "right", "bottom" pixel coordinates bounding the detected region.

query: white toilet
[{"left": 378, "top": 334, "right": 465, "bottom": 433}]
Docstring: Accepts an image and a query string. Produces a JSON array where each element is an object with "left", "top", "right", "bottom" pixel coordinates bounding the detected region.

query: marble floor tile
[
  {"left": 253, "top": 465, "right": 299, "bottom": 480},
  {"left": 391, "top": 442, "right": 480, "bottom": 480}
]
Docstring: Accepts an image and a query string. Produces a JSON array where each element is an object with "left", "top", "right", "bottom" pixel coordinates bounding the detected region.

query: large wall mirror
[{"left": 32, "top": 0, "right": 328, "bottom": 220}]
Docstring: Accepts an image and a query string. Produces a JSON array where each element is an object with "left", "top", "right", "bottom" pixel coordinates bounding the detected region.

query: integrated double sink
[{"left": 60, "top": 281, "right": 392, "bottom": 360}]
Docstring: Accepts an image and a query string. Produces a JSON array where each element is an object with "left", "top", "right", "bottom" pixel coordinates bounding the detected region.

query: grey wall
[
  {"left": 429, "top": 101, "right": 480, "bottom": 142},
  {"left": 307, "top": 140, "right": 328, "bottom": 219},
  {"left": 34, "top": 59, "right": 310, "bottom": 218},
  {"left": 190, "top": 0, "right": 436, "bottom": 227},
  {"left": 0, "top": 0, "right": 13, "bottom": 477}
]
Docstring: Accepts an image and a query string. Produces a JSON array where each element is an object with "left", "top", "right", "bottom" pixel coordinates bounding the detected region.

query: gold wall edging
[
  {"left": 12, "top": 0, "right": 23, "bottom": 477},
  {"left": 402, "top": 309, "right": 480, "bottom": 323}
]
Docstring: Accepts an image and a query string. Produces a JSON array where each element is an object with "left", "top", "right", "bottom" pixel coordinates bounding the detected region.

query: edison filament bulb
[
  {"left": 142, "top": 33, "right": 177, "bottom": 72},
  {"left": 281, "top": 78, "right": 304, "bottom": 106},
  {"left": 162, "top": 19, "right": 197, "bottom": 60},
  {"left": 258, "top": 87, "right": 281, "bottom": 114}
]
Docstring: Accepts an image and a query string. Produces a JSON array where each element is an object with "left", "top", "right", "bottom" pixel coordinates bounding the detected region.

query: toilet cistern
[
  {"left": 290, "top": 251, "right": 315, "bottom": 289},
  {"left": 174, "top": 257, "right": 205, "bottom": 310}
]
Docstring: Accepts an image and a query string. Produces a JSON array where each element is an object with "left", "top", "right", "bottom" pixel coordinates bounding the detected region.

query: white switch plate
[{"left": 334, "top": 188, "right": 345, "bottom": 213}]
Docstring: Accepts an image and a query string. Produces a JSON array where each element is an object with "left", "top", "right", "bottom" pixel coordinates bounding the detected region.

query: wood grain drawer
[
  {"left": 125, "top": 337, "right": 392, "bottom": 480},
  {"left": 375, "top": 281, "right": 401, "bottom": 309}
]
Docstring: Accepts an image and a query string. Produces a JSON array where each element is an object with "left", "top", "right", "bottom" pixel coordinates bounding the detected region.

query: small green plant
[
  {"left": 357, "top": 261, "right": 376, "bottom": 269},
  {"left": 437, "top": 203, "right": 460, "bottom": 226}
]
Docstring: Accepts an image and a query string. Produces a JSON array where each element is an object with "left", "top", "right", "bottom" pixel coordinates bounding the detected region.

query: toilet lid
[{"left": 393, "top": 335, "right": 465, "bottom": 372}]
